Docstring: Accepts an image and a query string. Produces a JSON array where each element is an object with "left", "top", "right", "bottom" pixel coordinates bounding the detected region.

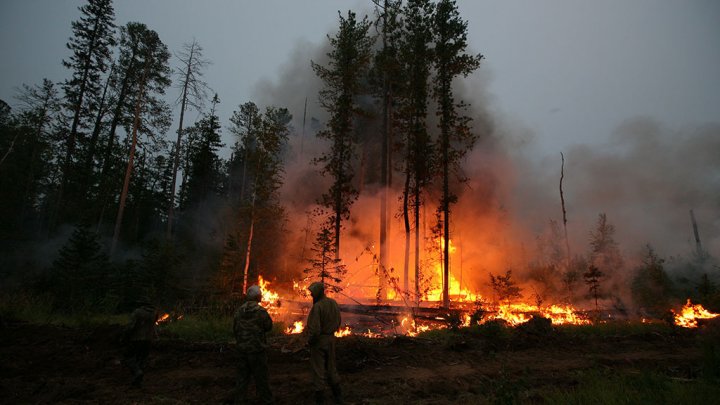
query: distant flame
[
  {"left": 673, "top": 299, "right": 719, "bottom": 328},
  {"left": 286, "top": 320, "right": 304, "bottom": 334},
  {"left": 155, "top": 313, "right": 170, "bottom": 325},
  {"left": 335, "top": 326, "right": 352, "bottom": 337},
  {"left": 258, "top": 275, "right": 281, "bottom": 308}
]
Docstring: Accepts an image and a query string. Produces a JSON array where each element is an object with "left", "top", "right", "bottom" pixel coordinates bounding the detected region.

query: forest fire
[{"left": 672, "top": 299, "right": 719, "bottom": 328}]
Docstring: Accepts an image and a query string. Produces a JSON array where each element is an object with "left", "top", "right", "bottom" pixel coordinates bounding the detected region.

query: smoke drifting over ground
[{"left": 249, "top": 35, "right": 720, "bottom": 303}]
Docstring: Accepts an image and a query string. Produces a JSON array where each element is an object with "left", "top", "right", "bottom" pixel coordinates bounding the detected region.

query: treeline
[
  {"left": 0, "top": 0, "right": 292, "bottom": 312},
  {"left": 1, "top": 0, "right": 490, "bottom": 312}
]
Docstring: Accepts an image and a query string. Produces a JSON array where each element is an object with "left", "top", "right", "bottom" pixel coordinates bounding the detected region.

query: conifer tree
[
  {"left": 398, "top": 0, "right": 436, "bottom": 304},
  {"left": 312, "top": 10, "right": 374, "bottom": 258},
  {"left": 58, "top": 0, "right": 116, "bottom": 225},
  {"left": 110, "top": 22, "right": 172, "bottom": 256},
  {"left": 432, "top": 0, "right": 483, "bottom": 307}
]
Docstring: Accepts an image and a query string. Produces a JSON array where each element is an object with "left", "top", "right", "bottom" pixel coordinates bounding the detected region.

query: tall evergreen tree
[
  {"left": 224, "top": 102, "right": 291, "bottom": 294},
  {"left": 2, "top": 80, "right": 62, "bottom": 233},
  {"left": 58, "top": 0, "right": 116, "bottom": 225},
  {"left": 312, "top": 10, "right": 374, "bottom": 258},
  {"left": 432, "top": 0, "right": 483, "bottom": 307},
  {"left": 398, "top": 0, "right": 435, "bottom": 304},
  {"left": 371, "top": 0, "right": 403, "bottom": 301},
  {"left": 110, "top": 22, "right": 172, "bottom": 256},
  {"left": 179, "top": 94, "right": 224, "bottom": 209}
]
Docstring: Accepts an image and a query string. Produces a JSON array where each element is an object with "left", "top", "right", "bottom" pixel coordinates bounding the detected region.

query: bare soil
[{"left": 0, "top": 320, "right": 705, "bottom": 404}]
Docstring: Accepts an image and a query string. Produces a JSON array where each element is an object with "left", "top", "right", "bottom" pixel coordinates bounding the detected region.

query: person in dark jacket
[
  {"left": 122, "top": 298, "right": 159, "bottom": 387},
  {"left": 233, "top": 285, "right": 274, "bottom": 404},
  {"left": 306, "top": 282, "right": 342, "bottom": 404}
]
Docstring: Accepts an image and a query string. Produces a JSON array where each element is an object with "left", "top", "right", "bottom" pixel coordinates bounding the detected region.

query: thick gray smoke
[{"left": 247, "top": 31, "right": 720, "bottom": 303}]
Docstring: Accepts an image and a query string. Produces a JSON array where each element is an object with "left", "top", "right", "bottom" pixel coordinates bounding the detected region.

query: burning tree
[{"left": 432, "top": 0, "right": 483, "bottom": 308}]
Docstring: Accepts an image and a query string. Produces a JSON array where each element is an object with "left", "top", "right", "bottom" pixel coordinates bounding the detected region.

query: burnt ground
[{"left": 0, "top": 319, "right": 709, "bottom": 404}]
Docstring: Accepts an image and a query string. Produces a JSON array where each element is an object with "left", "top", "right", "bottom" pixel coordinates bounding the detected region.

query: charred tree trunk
[{"left": 560, "top": 152, "right": 571, "bottom": 261}]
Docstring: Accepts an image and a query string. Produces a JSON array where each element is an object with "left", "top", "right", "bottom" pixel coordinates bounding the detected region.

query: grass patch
[
  {"left": 540, "top": 369, "right": 720, "bottom": 405},
  {"left": 161, "top": 314, "right": 233, "bottom": 342},
  {"left": 0, "top": 291, "right": 127, "bottom": 327},
  {"left": 555, "top": 321, "right": 674, "bottom": 339}
]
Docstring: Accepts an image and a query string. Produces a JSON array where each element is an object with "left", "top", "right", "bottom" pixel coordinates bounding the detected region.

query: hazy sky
[{"left": 1, "top": 0, "right": 719, "bottom": 157}]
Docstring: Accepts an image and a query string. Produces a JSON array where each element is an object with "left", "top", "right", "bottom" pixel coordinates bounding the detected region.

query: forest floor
[{"left": 0, "top": 318, "right": 716, "bottom": 404}]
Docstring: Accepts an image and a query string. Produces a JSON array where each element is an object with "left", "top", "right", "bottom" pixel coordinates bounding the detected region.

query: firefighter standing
[
  {"left": 233, "top": 285, "right": 274, "bottom": 404},
  {"left": 122, "top": 297, "right": 159, "bottom": 387},
  {"left": 306, "top": 282, "right": 342, "bottom": 404}
]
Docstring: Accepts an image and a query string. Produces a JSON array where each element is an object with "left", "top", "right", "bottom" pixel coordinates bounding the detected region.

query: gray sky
[{"left": 1, "top": 0, "right": 719, "bottom": 157}]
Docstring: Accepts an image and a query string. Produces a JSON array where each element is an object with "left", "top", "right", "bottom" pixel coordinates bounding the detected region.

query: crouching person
[
  {"left": 306, "top": 282, "right": 343, "bottom": 404},
  {"left": 122, "top": 297, "right": 159, "bottom": 387},
  {"left": 233, "top": 285, "right": 274, "bottom": 404}
]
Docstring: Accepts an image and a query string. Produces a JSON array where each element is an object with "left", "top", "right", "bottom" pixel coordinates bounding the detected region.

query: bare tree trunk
[
  {"left": 560, "top": 152, "right": 571, "bottom": 261},
  {"left": 167, "top": 43, "right": 197, "bottom": 239},
  {"left": 242, "top": 191, "right": 257, "bottom": 295},
  {"left": 110, "top": 66, "right": 147, "bottom": 256}
]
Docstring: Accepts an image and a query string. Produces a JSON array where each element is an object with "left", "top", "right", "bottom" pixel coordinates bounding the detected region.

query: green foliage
[
  {"left": 312, "top": 10, "right": 374, "bottom": 255},
  {"left": 555, "top": 321, "right": 674, "bottom": 339},
  {"left": 162, "top": 314, "right": 233, "bottom": 342},
  {"left": 42, "top": 226, "right": 114, "bottom": 313},
  {"left": 304, "top": 221, "right": 348, "bottom": 291},
  {"left": 179, "top": 94, "right": 225, "bottom": 209},
  {"left": 541, "top": 369, "right": 720, "bottom": 404}
]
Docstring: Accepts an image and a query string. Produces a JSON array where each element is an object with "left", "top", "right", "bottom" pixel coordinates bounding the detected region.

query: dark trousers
[
  {"left": 236, "top": 351, "right": 273, "bottom": 405},
  {"left": 123, "top": 340, "right": 150, "bottom": 381},
  {"left": 310, "top": 335, "right": 340, "bottom": 392}
]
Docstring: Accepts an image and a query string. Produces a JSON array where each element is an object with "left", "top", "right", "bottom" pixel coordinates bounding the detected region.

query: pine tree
[
  {"left": 2, "top": 80, "right": 62, "bottom": 233},
  {"left": 631, "top": 245, "right": 673, "bottom": 317},
  {"left": 312, "top": 10, "right": 375, "bottom": 258},
  {"left": 432, "top": 0, "right": 483, "bottom": 308},
  {"left": 48, "top": 226, "right": 111, "bottom": 312},
  {"left": 305, "top": 221, "right": 348, "bottom": 292},
  {"left": 589, "top": 213, "right": 624, "bottom": 276},
  {"left": 488, "top": 270, "right": 523, "bottom": 303},
  {"left": 179, "top": 94, "right": 224, "bottom": 209},
  {"left": 584, "top": 264, "right": 604, "bottom": 312},
  {"left": 398, "top": 0, "right": 436, "bottom": 304},
  {"left": 58, "top": 0, "right": 116, "bottom": 225},
  {"left": 110, "top": 22, "right": 172, "bottom": 255}
]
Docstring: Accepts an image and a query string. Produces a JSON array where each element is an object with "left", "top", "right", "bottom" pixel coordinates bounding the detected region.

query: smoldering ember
[{"left": 1, "top": 1, "right": 719, "bottom": 404}]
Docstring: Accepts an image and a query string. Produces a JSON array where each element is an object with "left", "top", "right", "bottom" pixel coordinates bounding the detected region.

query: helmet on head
[
  {"left": 308, "top": 282, "right": 325, "bottom": 299},
  {"left": 246, "top": 285, "right": 262, "bottom": 302}
]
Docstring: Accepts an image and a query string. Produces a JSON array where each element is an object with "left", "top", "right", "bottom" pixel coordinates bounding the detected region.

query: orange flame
[
  {"left": 285, "top": 320, "right": 304, "bottom": 334},
  {"left": 334, "top": 326, "right": 352, "bottom": 337},
  {"left": 258, "top": 275, "right": 281, "bottom": 308},
  {"left": 673, "top": 299, "right": 719, "bottom": 328},
  {"left": 155, "top": 313, "right": 170, "bottom": 325}
]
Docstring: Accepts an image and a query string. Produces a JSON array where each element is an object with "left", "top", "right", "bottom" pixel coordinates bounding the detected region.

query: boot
[
  {"left": 330, "top": 383, "right": 343, "bottom": 404},
  {"left": 314, "top": 390, "right": 325, "bottom": 405}
]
